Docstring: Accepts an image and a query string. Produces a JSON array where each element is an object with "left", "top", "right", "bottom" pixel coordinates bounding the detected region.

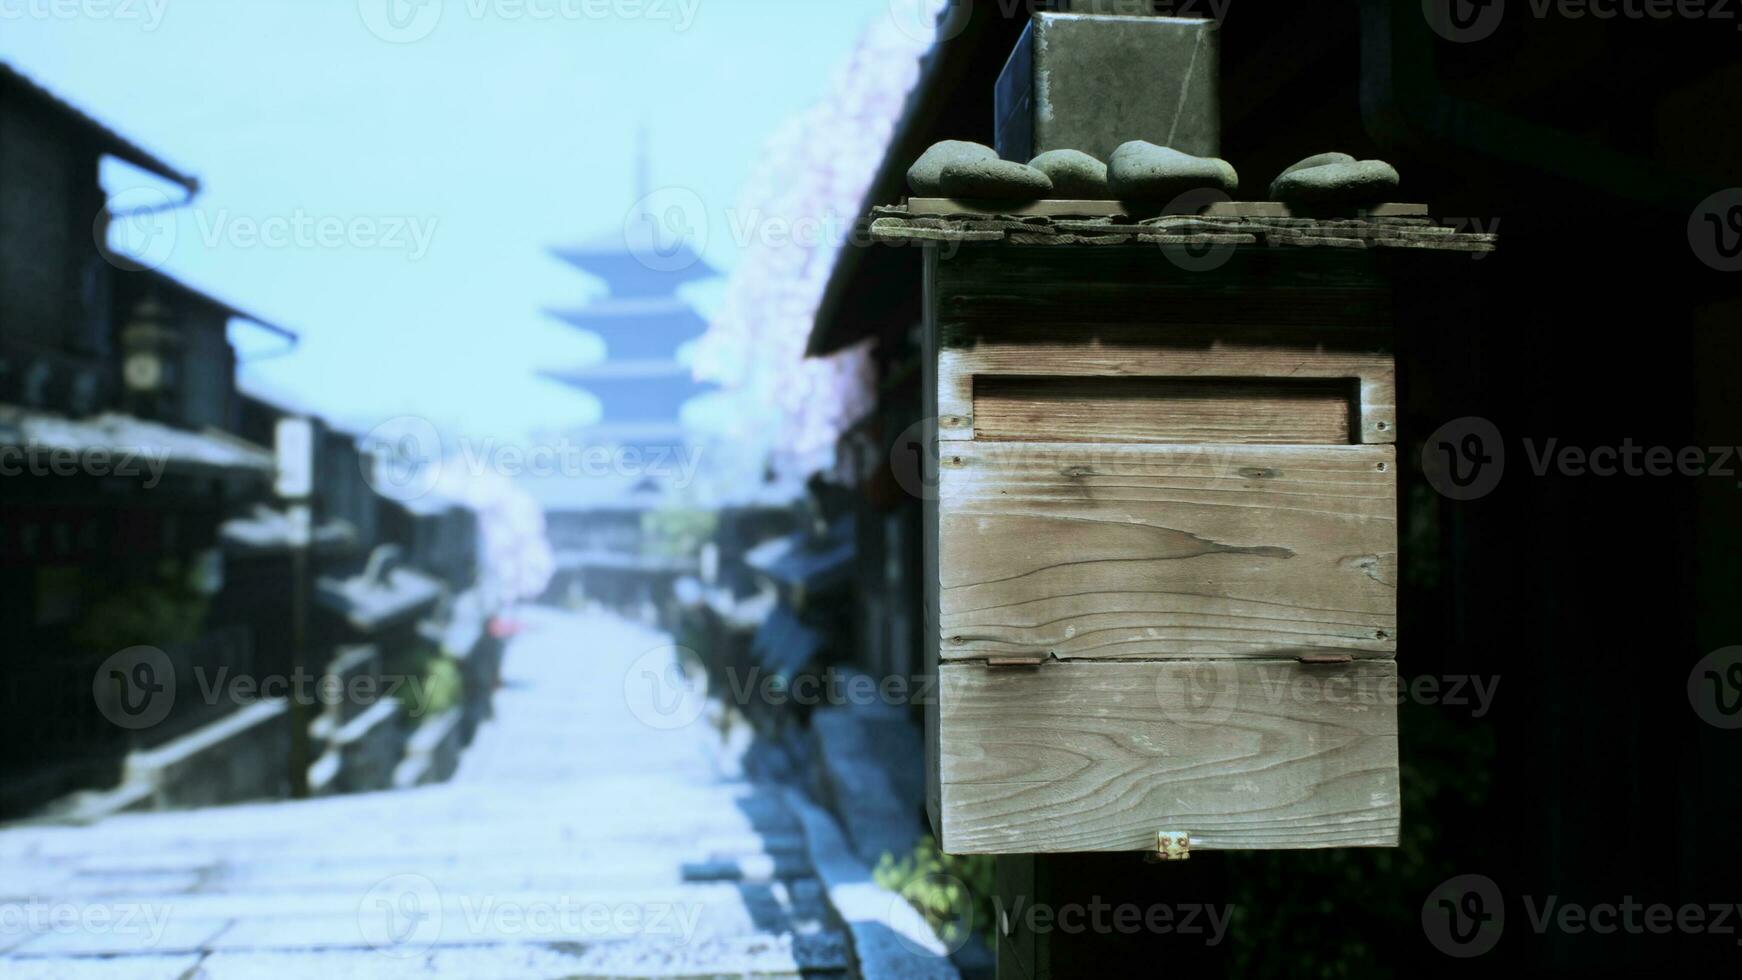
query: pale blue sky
[{"left": 1, "top": 0, "right": 897, "bottom": 439}]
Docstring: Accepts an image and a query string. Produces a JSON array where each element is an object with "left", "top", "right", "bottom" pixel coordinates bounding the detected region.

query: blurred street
[{"left": 0, "top": 609, "right": 856, "bottom": 979}]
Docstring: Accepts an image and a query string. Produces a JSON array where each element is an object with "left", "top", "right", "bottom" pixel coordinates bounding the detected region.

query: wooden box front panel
[
  {"left": 936, "top": 660, "right": 1401, "bottom": 853},
  {"left": 937, "top": 441, "right": 1396, "bottom": 662},
  {"left": 924, "top": 245, "right": 1402, "bottom": 854}
]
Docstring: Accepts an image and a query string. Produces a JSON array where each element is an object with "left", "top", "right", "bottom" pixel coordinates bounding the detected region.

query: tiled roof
[{"left": 0, "top": 61, "right": 198, "bottom": 191}]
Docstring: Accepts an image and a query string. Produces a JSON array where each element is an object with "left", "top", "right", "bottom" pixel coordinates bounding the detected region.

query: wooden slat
[
  {"left": 935, "top": 659, "right": 1401, "bottom": 853},
  {"left": 903, "top": 198, "right": 1430, "bottom": 219},
  {"left": 947, "top": 340, "right": 1396, "bottom": 444},
  {"left": 973, "top": 376, "right": 1357, "bottom": 445},
  {"left": 937, "top": 442, "right": 1397, "bottom": 660},
  {"left": 934, "top": 247, "right": 1395, "bottom": 351},
  {"left": 921, "top": 249, "right": 944, "bottom": 841}
]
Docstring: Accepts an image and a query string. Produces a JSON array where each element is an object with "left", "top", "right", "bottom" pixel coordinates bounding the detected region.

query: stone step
[
  {"left": 8, "top": 932, "right": 852, "bottom": 979},
  {"left": 6, "top": 829, "right": 810, "bottom": 874},
  {"left": 1, "top": 781, "right": 798, "bottom": 855},
  {"left": 6, "top": 883, "right": 838, "bottom": 958}
]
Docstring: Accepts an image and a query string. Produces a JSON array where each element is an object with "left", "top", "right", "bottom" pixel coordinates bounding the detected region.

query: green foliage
[
  {"left": 70, "top": 560, "right": 209, "bottom": 654},
  {"left": 642, "top": 506, "right": 718, "bottom": 560},
  {"left": 874, "top": 835, "right": 997, "bottom": 948},
  {"left": 386, "top": 641, "right": 464, "bottom": 720},
  {"left": 1220, "top": 698, "right": 1496, "bottom": 977}
]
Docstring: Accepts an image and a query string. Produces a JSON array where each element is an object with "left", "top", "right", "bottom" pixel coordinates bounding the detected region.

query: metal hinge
[{"left": 987, "top": 655, "right": 1050, "bottom": 668}]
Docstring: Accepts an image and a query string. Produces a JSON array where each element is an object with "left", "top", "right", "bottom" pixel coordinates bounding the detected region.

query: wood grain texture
[
  {"left": 961, "top": 335, "right": 1393, "bottom": 442},
  {"left": 901, "top": 198, "right": 1430, "bottom": 219},
  {"left": 973, "top": 376, "right": 1357, "bottom": 445},
  {"left": 922, "top": 248, "right": 944, "bottom": 841},
  {"left": 937, "top": 442, "right": 1397, "bottom": 660},
  {"left": 934, "top": 247, "right": 1396, "bottom": 351},
  {"left": 936, "top": 660, "right": 1401, "bottom": 853},
  {"left": 944, "top": 342, "right": 1395, "bottom": 444}
]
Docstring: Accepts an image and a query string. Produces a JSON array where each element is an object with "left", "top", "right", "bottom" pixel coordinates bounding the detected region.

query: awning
[
  {"left": 316, "top": 545, "right": 444, "bottom": 634},
  {"left": 749, "top": 604, "right": 824, "bottom": 685},
  {"left": 0, "top": 406, "right": 274, "bottom": 478},
  {"left": 744, "top": 515, "right": 855, "bottom": 596}
]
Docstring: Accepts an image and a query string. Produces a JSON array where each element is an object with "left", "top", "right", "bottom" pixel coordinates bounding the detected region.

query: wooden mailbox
[{"left": 891, "top": 207, "right": 1494, "bottom": 855}]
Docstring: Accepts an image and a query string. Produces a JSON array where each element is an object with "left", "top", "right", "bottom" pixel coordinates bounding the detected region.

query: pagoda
[{"left": 542, "top": 133, "right": 716, "bottom": 453}]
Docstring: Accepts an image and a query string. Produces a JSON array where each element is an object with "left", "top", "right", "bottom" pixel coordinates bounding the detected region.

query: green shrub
[{"left": 874, "top": 836, "right": 996, "bottom": 948}]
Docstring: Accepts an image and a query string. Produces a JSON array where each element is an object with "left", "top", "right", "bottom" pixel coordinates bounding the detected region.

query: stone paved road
[{"left": 0, "top": 608, "right": 857, "bottom": 978}]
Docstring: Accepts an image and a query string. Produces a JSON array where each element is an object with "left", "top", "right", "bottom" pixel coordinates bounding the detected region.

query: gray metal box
[{"left": 994, "top": 13, "right": 1220, "bottom": 164}]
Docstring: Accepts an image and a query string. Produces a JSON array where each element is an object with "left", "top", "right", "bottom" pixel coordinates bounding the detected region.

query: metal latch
[{"left": 1148, "top": 831, "right": 1192, "bottom": 862}]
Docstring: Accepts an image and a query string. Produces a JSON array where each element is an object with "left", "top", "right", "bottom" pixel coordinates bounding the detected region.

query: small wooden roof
[{"left": 865, "top": 201, "right": 1497, "bottom": 253}]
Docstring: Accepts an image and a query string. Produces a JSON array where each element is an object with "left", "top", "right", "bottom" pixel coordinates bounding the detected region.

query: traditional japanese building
[{"left": 541, "top": 139, "right": 717, "bottom": 454}]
